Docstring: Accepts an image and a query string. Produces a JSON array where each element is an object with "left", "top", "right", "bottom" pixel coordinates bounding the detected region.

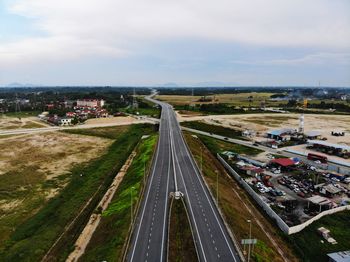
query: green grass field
[
  {"left": 2, "top": 111, "right": 41, "bottom": 118},
  {"left": 288, "top": 210, "right": 350, "bottom": 262},
  {"left": 181, "top": 121, "right": 243, "bottom": 139},
  {"left": 80, "top": 134, "right": 157, "bottom": 261},
  {"left": 0, "top": 124, "right": 155, "bottom": 261},
  {"left": 194, "top": 133, "right": 263, "bottom": 156},
  {"left": 121, "top": 98, "right": 161, "bottom": 118}
]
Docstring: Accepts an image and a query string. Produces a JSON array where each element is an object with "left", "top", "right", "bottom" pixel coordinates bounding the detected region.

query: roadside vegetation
[
  {"left": 0, "top": 124, "right": 155, "bottom": 261},
  {"left": 80, "top": 134, "right": 157, "bottom": 261},
  {"left": 122, "top": 98, "right": 161, "bottom": 118},
  {"left": 288, "top": 210, "right": 350, "bottom": 262},
  {"left": 196, "top": 134, "right": 263, "bottom": 156},
  {"left": 181, "top": 121, "right": 243, "bottom": 140},
  {"left": 168, "top": 198, "right": 198, "bottom": 262},
  {"left": 183, "top": 132, "right": 298, "bottom": 262}
]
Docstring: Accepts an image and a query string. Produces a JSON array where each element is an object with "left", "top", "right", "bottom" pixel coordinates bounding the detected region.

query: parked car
[
  {"left": 297, "top": 192, "right": 305, "bottom": 198},
  {"left": 293, "top": 188, "right": 300, "bottom": 193}
]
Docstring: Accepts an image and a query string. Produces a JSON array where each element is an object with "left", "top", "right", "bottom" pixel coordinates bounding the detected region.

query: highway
[
  {"left": 127, "top": 102, "right": 174, "bottom": 262},
  {"left": 127, "top": 94, "right": 241, "bottom": 262}
]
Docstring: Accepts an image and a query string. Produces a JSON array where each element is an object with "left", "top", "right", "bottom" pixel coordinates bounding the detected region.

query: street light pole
[
  {"left": 144, "top": 161, "right": 146, "bottom": 186},
  {"left": 215, "top": 170, "right": 219, "bottom": 204},
  {"left": 247, "top": 219, "right": 252, "bottom": 262},
  {"left": 131, "top": 186, "right": 135, "bottom": 224},
  {"left": 200, "top": 146, "right": 203, "bottom": 173}
]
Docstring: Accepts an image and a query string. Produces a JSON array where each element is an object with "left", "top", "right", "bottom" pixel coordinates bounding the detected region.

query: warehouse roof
[
  {"left": 308, "top": 140, "right": 350, "bottom": 151},
  {"left": 305, "top": 131, "right": 321, "bottom": 137},
  {"left": 327, "top": 251, "right": 350, "bottom": 262},
  {"left": 270, "top": 158, "right": 295, "bottom": 167},
  {"left": 267, "top": 128, "right": 295, "bottom": 136},
  {"left": 307, "top": 195, "right": 331, "bottom": 205}
]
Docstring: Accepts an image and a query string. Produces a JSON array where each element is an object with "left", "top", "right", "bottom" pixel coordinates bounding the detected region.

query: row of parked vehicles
[
  {"left": 277, "top": 175, "right": 315, "bottom": 198},
  {"left": 255, "top": 181, "right": 286, "bottom": 196}
]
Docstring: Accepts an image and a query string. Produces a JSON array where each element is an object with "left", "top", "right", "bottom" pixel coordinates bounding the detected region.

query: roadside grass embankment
[
  {"left": 0, "top": 124, "right": 155, "bottom": 261},
  {"left": 168, "top": 198, "right": 198, "bottom": 262},
  {"left": 183, "top": 132, "right": 298, "bottom": 262},
  {"left": 121, "top": 98, "right": 161, "bottom": 119},
  {"left": 79, "top": 134, "right": 158, "bottom": 262},
  {"left": 181, "top": 121, "right": 243, "bottom": 140}
]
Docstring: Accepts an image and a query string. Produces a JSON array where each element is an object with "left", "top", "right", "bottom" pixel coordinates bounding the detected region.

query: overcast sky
[{"left": 0, "top": 0, "right": 349, "bottom": 86}]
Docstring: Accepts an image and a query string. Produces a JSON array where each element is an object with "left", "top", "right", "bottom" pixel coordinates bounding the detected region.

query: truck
[{"left": 307, "top": 153, "right": 328, "bottom": 164}]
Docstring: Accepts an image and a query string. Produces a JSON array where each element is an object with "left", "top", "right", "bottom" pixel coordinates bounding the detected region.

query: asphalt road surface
[{"left": 127, "top": 95, "right": 241, "bottom": 262}]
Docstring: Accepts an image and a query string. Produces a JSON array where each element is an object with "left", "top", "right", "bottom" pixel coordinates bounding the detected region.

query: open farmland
[
  {"left": 0, "top": 132, "right": 112, "bottom": 248},
  {"left": 156, "top": 92, "right": 283, "bottom": 107},
  {"left": 0, "top": 124, "right": 155, "bottom": 261}
]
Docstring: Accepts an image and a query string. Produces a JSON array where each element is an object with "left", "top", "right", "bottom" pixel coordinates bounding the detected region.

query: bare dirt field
[
  {"left": 0, "top": 116, "right": 49, "bottom": 130},
  {"left": 177, "top": 112, "right": 350, "bottom": 145},
  {"left": 0, "top": 132, "right": 112, "bottom": 245},
  {"left": 84, "top": 116, "right": 140, "bottom": 126},
  {"left": 0, "top": 132, "right": 112, "bottom": 178}
]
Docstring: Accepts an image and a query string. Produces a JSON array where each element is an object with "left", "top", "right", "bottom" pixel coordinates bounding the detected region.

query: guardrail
[{"left": 217, "top": 154, "right": 350, "bottom": 235}]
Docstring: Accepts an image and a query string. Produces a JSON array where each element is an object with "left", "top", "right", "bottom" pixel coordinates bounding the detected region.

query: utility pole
[
  {"left": 144, "top": 161, "right": 146, "bottom": 185},
  {"left": 215, "top": 170, "right": 219, "bottom": 204},
  {"left": 200, "top": 146, "right": 203, "bottom": 173},
  {"left": 15, "top": 93, "right": 21, "bottom": 120},
  {"left": 130, "top": 186, "right": 135, "bottom": 224},
  {"left": 247, "top": 219, "right": 252, "bottom": 262}
]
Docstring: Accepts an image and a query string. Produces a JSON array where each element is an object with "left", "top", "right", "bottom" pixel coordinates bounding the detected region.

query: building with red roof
[{"left": 270, "top": 158, "right": 296, "bottom": 168}]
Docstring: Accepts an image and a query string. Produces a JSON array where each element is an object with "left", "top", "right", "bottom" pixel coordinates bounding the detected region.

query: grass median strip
[
  {"left": 0, "top": 124, "right": 155, "bottom": 261},
  {"left": 168, "top": 198, "right": 198, "bottom": 262},
  {"left": 79, "top": 134, "right": 158, "bottom": 262}
]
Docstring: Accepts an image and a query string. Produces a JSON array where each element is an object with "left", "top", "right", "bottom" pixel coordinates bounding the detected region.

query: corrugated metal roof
[
  {"left": 305, "top": 130, "right": 321, "bottom": 137},
  {"left": 267, "top": 128, "right": 295, "bottom": 136},
  {"left": 270, "top": 158, "right": 295, "bottom": 167},
  {"left": 308, "top": 140, "right": 350, "bottom": 151},
  {"left": 327, "top": 251, "right": 350, "bottom": 262}
]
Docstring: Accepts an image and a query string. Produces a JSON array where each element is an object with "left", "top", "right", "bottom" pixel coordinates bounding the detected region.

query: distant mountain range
[
  {"left": 4, "top": 82, "right": 38, "bottom": 88},
  {"left": 158, "top": 81, "right": 240, "bottom": 88}
]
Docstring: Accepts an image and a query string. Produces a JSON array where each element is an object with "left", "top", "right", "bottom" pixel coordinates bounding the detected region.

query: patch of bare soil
[{"left": 0, "top": 116, "right": 48, "bottom": 130}]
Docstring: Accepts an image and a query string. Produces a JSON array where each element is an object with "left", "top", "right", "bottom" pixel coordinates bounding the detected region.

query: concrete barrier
[{"left": 217, "top": 154, "right": 350, "bottom": 235}]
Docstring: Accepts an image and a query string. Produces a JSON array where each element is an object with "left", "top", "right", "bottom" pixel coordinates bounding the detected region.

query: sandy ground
[
  {"left": 0, "top": 116, "right": 49, "bottom": 130},
  {"left": 85, "top": 116, "right": 140, "bottom": 125},
  {"left": 177, "top": 112, "right": 350, "bottom": 145},
  {"left": 0, "top": 132, "right": 112, "bottom": 179}
]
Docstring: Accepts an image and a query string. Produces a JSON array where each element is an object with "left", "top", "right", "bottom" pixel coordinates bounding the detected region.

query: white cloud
[
  {"left": 231, "top": 52, "right": 350, "bottom": 66},
  {"left": 1, "top": 0, "right": 350, "bottom": 67}
]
